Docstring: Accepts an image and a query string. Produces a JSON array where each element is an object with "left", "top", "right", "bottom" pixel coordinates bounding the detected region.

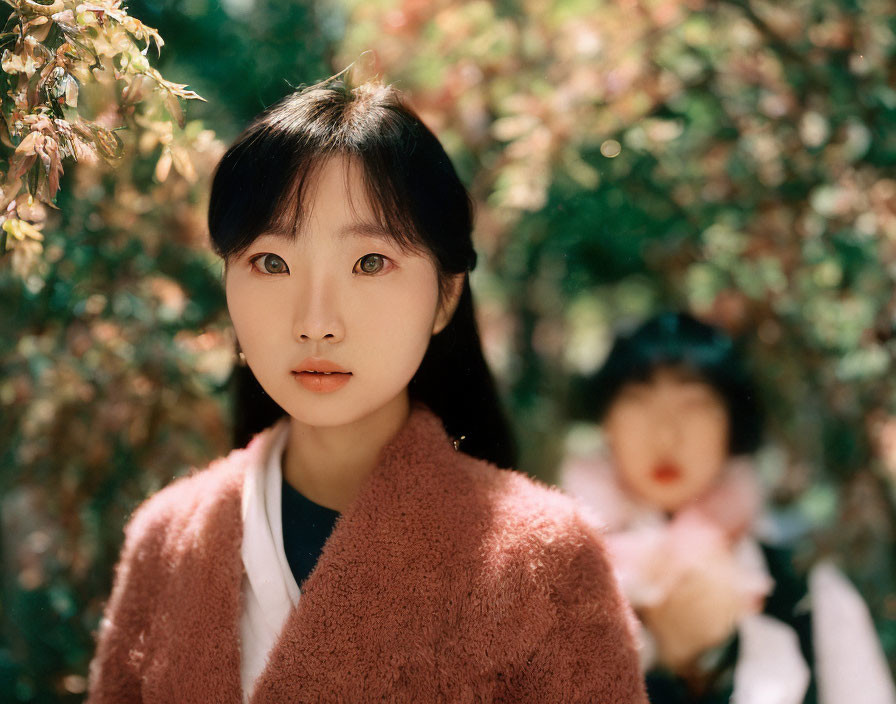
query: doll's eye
[
  {"left": 250, "top": 253, "right": 289, "bottom": 275},
  {"left": 617, "top": 385, "right": 650, "bottom": 403},
  {"left": 681, "top": 392, "right": 719, "bottom": 411},
  {"left": 353, "top": 253, "right": 391, "bottom": 275}
]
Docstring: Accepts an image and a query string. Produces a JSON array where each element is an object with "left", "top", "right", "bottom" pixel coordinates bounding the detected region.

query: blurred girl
[
  {"left": 561, "top": 311, "right": 896, "bottom": 704},
  {"left": 86, "top": 75, "right": 646, "bottom": 703}
]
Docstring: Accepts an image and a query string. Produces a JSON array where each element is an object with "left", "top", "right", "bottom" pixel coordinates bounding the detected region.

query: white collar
[{"left": 239, "top": 419, "right": 299, "bottom": 700}]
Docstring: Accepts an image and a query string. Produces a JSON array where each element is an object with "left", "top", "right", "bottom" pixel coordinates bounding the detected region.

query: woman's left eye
[
  {"left": 250, "top": 253, "right": 289, "bottom": 275},
  {"left": 353, "top": 253, "right": 392, "bottom": 275}
]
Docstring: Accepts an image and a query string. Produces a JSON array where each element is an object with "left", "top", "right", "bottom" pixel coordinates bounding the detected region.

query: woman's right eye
[{"left": 250, "top": 253, "right": 289, "bottom": 275}]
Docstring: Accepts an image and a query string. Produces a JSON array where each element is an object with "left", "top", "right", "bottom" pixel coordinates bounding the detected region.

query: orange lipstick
[{"left": 292, "top": 358, "right": 352, "bottom": 393}]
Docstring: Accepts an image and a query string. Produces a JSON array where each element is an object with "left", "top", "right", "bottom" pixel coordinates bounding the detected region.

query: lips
[
  {"left": 291, "top": 358, "right": 352, "bottom": 393},
  {"left": 292, "top": 358, "right": 350, "bottom": 375},
  {"left": 651, "top": 462, "right": 683, "bottom": 483}
]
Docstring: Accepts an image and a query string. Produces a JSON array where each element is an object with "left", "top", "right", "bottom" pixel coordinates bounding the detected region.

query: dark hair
[
  {"left": 576, "top": 312, "right": 763, "bottom": 456},
  {"left": 207, "top": 74, "right": 516, "bottom": 469}
]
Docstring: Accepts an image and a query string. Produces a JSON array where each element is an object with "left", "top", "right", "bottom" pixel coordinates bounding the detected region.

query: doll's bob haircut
[
  {"left": 207, "top": 73, "right": 516, "bottom": 469},
  {"left": 578, "top": 311, "right": 763, "bottom": 456}
]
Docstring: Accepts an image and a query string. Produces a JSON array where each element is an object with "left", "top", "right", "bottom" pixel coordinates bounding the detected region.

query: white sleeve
[
  {"left": 811, "top": 561, "right": 896, "bottom": 704},
  {"left": 732, "top": 612, "right": 810, "bottom": 704}
]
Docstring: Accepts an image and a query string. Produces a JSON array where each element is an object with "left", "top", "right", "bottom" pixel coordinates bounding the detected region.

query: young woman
[
  {"left": 86, "top": 76, "right": 646, "bottom": 703},
  {"left": 561, "top": 312, "right": 896, "bottom": 704}
]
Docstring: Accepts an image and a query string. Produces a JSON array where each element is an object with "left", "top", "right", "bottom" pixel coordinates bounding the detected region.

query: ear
[{"left": 432, "top": 273, "right": 465, "bottom": 335}]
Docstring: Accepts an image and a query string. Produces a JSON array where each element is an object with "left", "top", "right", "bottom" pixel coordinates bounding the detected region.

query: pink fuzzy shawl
[{"left": 87, "top": 406, "right": 646, "bottom": 703}]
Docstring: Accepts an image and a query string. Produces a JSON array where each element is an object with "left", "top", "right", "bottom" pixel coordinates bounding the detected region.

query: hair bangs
[
  {"left": 344, "top": 155, "right": 430, "bottom": 257},
  {"left": 209, "top": 82, "right": 438, "bottom": 264},
  {"left": 207, "top": 120, "right": 322, "bottom": 259}
]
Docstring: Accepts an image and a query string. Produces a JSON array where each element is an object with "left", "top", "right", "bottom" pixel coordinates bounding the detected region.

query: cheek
[
  {"left": 225, "top": 277, "right": 279, "bottom": 358},
  {"left": 224, "top": 283, "right": 252, "bottom": 338},
  {"left": 606, "top": 408, "right": 653, "bottom": 480},
  {"left": 348, "top": 275, "right": 440, "bottom": 370},
  {"left": 225, "top": 278, "right": 251, "bottom": 338},
  {"left": 680, "top": 412, "right": 730, "bottom": 480}
]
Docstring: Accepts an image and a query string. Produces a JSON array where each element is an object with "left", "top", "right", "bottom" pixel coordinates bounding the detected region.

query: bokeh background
[{"left": 2, "top": 0, "right": 895, "bottom": 700}]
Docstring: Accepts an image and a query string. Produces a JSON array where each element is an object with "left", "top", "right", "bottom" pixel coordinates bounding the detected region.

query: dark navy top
[{"left": 281, "top": 477, "right": 340, "bottom": 587}]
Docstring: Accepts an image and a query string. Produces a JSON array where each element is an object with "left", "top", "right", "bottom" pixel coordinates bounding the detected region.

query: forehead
[
  {"left": 256, "top": 155, "right": 424, "bottom": 255},
  {"left": 270, "top": 156, "right": 370, "bottom": 230},
  {"left": 627, "top": 366, "right": 716, "bottom": 392}
]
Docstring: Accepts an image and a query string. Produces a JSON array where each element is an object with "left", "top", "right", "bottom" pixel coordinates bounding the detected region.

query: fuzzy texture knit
[{"left": 87, "top": 405, "right": 647, "bottom": 703}]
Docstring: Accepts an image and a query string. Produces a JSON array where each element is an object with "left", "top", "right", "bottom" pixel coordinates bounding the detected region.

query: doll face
[
  {"left": 604, "top": 367, "right": 730, "bottom": 512},
  {"left": 224, "top": 156, "right": 458, "bottom": 428}
]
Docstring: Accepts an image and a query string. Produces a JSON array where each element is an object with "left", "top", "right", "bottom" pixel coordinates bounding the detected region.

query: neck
[{"left": 282, "top": 391, "right": 411, "bottom": 512}]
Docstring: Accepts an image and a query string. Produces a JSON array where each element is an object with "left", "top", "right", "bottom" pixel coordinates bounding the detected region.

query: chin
[
  {"left": 642, "top": 488, "right": 689, "bottom": 513},
  {"left": 281, "top": 401, "right": 368, "bottom": 428},
  {"left": 281, "top": 390, "right": 404, "bottom": 429}
]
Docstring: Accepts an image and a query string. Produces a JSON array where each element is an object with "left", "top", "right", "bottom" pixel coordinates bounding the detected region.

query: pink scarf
[{"left": 560, "top": 453, "right": 772, "bottom": 612}]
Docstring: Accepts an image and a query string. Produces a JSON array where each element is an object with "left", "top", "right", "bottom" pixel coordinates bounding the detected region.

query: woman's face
[
  {"left": 225, "top": 156, "right": 458, "bottom": 429},
  {"left": 603, "top": 368, "right": 730, "bottom": 512}
]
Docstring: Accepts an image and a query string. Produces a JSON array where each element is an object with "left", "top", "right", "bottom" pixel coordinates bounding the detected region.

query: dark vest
[{"left": 645, "top": 543, "right": 817, "bottom": 704}]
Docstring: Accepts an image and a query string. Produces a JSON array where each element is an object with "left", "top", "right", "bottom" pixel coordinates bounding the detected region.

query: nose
[
  {"left": 653, "top": 415, "right": 681, "bottom": 451},
  {"left": 291, "top": 277, "right": 345, "bottom": 344}
]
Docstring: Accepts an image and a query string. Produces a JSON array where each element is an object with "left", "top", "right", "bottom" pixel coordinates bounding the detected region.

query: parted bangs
[{"left": 207, "top": 79, "right": 476, "bottom": 290}]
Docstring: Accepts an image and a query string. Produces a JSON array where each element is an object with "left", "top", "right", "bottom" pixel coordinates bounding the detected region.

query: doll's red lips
[{"left": 652, "top": 462, "right": 682, "bottom": 483}]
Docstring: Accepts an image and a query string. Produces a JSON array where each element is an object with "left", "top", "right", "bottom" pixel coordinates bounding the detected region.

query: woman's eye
[
  {"left": 251, "top": 253, "right": 289, "bottom": 275},
  {"left": 353, "top": 253, "right": 390, "bottom": 275}
]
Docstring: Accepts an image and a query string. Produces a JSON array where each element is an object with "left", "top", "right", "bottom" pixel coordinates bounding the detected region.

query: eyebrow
[
  {"left": 337, "top": 222, "right": 395, "bottom": 241},
  {"left": 257, "top": 222, "right": 394, "bottom": 242}
]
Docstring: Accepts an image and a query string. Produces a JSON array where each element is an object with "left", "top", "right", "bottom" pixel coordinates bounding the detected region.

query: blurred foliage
[
  {"left": 339, "top": 0, "right": 896, "bottom": 672},
  {"left": 0, "top": 1, "right": 334, "bottom": 701},
  {"left": 121, "top": 0, "right": 338, "bottom": 138},
  {"left": 3, "top": 0, "right": 896, "bottom": 699},
  {"left": 0, "top": 0, "right": 202, "bottom": 277}
]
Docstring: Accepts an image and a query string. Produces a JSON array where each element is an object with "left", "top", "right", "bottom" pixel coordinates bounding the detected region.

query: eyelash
[{"left": 247, "top": 253, "right": 394, "bottom": 276}]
